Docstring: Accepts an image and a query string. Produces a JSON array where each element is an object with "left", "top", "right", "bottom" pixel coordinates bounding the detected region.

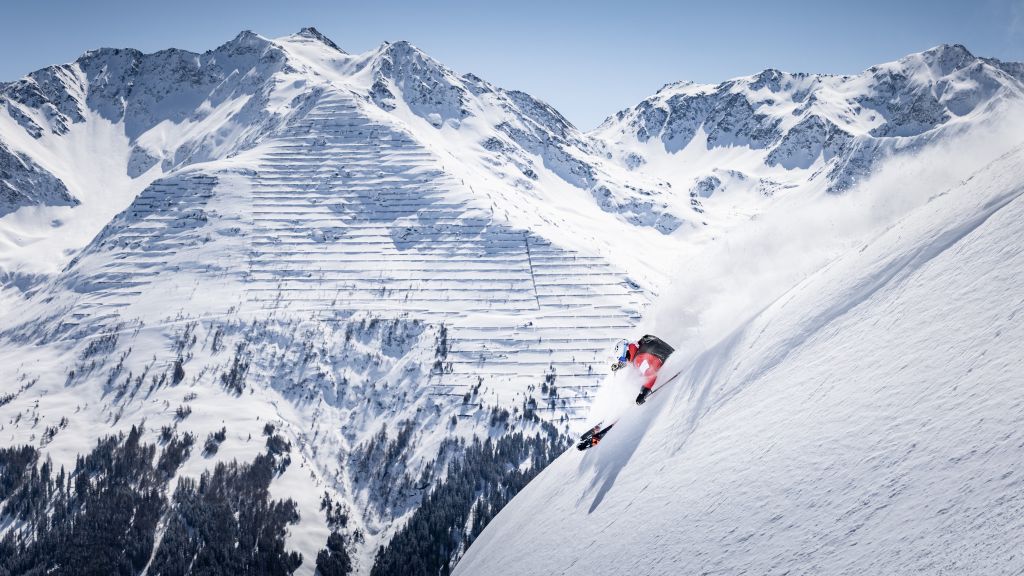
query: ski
[{"left": 578, "top": 424, "right": 602, "bottom": 444}]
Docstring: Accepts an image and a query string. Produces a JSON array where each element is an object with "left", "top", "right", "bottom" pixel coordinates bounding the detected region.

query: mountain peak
[
  {"left": 915, "top": 43, "right": 977, "bottom": 75},
  {"left": 748, "top": 68, "right": 787, "bottom": 91},
  {"left": 375, "top": 40, "right": 449, "bottom": 78},
  {"left": 655, "top": 80, "right": 695, "bottom": 94},
  {"left": 382, "top": 40, "right": 426, "bottom": 57},
  {"left": 216, "top": 29, "right": 272, "bottom": 54},
  {"left": 295, "top": 26, "right": 345, "bottom": 52},
  {"left": 230, "top": 29, "right": 263, "bottom": 45},
  {"left": 922, "top": 43, "right": 974, "bottom": 60}
]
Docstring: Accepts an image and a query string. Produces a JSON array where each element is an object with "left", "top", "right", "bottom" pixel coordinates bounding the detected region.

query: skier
[
  {"left": 578, "top": 334, "right": 675, "bottom": 450},
  {"left": 611, "top": 334, "right": 675, "bottom": 405}
]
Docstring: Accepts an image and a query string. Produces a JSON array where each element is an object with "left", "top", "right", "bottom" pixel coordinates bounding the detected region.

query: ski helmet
[{"left": 611, "top": 339, "right": 630, "bottom": 364}]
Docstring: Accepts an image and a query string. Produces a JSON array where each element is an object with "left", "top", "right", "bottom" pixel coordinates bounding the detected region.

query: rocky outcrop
[{"left": 0, "top": 141, "right": 75, "bottom": 216}]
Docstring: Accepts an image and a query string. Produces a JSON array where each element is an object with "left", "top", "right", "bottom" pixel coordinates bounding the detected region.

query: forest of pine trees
[
  {"left": 370, "top": 417, "right": 568, "bottom": 576},
  {"left": 0, "top": 425, "right": 304, "bottom": 575},
  {"left": 0, "top": 410, "right": 568, "bottom": 575}
]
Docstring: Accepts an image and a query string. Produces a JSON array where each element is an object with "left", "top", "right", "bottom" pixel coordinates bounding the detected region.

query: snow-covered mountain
[
  {"left": 0, "top": 27, "right": 1022, "bottom": 575},
  {"left": 0, "top": 28, "right": 683, "bottom": 290},
  {"left": 0, "top": 28, "right": 661, "bottom": 575},
  {"left": 592, "top": 44, "right": 1024, "bottom": 226}
]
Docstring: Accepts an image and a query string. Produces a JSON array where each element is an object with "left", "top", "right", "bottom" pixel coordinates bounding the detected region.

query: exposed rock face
[{"left": 0, "top": 141, "right": 75, "bottom": 216}]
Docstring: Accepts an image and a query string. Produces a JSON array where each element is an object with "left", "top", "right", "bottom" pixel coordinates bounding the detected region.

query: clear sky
[{"left": 1, "top": 0, "right": 1022, "bottom": 129}]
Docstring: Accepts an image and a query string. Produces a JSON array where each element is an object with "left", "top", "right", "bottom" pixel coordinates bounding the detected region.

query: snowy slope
[{"left": 456, "top": 124, "right": 1024, "bottom": 575}]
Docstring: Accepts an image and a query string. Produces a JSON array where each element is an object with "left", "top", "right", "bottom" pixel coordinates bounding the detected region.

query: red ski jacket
[{"left": 627, "top": 335, "right": 674, "bottom": 390}]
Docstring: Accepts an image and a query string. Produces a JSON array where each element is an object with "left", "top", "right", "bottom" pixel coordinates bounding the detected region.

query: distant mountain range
[{"left": 2, "top": 31, "right": 1021, "bottom": 261}]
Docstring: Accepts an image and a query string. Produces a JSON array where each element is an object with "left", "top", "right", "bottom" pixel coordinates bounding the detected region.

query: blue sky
[{"left": 2, "top": 0, "right": 1021, "bottom": 129}]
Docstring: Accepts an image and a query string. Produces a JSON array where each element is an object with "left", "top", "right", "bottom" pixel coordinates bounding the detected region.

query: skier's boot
[{"left": 576, "top": 425, "right": 613, "bottom": 451}]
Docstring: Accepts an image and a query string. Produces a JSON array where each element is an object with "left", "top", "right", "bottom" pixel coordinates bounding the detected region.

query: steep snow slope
[{"left": 457, "top": 134, "right": 1024, "bottom": 574}]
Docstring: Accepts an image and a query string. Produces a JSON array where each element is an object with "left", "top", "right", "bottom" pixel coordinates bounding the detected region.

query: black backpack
[{"left": 636, "top": 334, "right": 675, "bottom": 361}]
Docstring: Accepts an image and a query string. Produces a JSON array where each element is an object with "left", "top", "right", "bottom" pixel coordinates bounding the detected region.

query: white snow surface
[{"left": 456, "top": 122, "right": 1024, "bottom": 574}]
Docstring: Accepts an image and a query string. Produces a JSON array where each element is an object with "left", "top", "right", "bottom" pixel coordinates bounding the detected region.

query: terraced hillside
[{"left": 28, "top": 89, "right": 648, "bottom": 421}]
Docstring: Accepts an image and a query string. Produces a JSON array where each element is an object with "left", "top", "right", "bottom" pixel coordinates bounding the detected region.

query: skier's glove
[
  {"left": 635, "top": 387, "right": 652, "bottom": 405},
  {"left": 611, "top": 361, "right": 625, "bottom": 372}
]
